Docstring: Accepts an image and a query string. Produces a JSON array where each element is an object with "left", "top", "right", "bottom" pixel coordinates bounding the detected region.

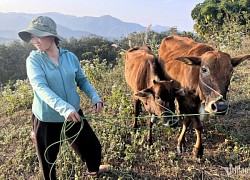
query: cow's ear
[
  {"left": 135, "top": 88, "right": 153, "bottom": 97},
  {"left": 231, "top": 55, "right": 250, "bottom": 67},
  {"left": 175, "top": 57, "right": 201, "bottom": 66}
]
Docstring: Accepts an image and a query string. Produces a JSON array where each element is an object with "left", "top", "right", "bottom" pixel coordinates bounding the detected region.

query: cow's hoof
[
  {"left": 177, "top": 146, "right": 182, "bottom": 153},
  {"left": 177, "top": 145, "right": 185, "bottom": 154},
  {"left": 133, "top": 126, "right": 138, "bottom": 134},
  {"left": 193, "top": 146, "right": 204, "bottom": 158}
]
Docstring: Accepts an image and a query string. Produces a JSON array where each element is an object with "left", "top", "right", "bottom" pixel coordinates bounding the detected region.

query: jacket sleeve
[
  {"left": 26, "top": 55, "right": 75, "bottom": 120},
  {"left": 73, "top": 56, "right": 102, "bottom": 105}
]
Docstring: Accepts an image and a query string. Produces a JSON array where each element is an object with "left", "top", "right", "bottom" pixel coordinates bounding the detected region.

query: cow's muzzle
[
  {"left": 205, "top": 100, "right": 228, "bottom": 115},
  {"left": 151, "top": 113, "right": 178, "bottom": 127}
]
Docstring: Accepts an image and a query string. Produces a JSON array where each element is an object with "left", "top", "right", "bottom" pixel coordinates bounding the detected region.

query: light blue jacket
[{"left": 26, "top": 48, "right": 101, "bottom": 122}]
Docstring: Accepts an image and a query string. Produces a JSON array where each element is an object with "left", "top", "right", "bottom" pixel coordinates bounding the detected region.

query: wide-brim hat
[{"left": 18, "top": 16, "right": 65, "bottom": 42}]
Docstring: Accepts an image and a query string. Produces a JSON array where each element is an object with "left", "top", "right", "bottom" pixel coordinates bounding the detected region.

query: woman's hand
[
  {"left": 95, "top": 102, "right": 103, "bottom": 114},
  {"left": 67, "top": 111, "right": 81, "bottom": 122}
]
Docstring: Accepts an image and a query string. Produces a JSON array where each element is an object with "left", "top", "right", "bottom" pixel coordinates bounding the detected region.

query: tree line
[
  {"left": 0, "top": 30, "right": 196, "bottom": 86},
  {"left": 192, "top": 0, "right": 250, "bottom": 48}
]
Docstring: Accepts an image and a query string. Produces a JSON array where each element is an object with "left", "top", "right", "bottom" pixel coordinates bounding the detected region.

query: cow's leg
[
  {"left": 192, "top": 118, "right": 204, "bottom": 158},
  {"left": 177, "top": 117, "right": 191, "bottom": 153},
  {"left": 133, "top": 97, "right": 140, "bottom": 131},
  {"left": 147, "top": 118, "right": 153, "bottom": 146},
  {"left": 177, "top": 124, "right": 187, "bottom": 153}
]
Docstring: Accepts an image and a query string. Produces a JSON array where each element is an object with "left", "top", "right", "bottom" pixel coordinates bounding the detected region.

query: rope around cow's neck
[
  {"left": 199, "top": 76, "right": 233, "bottom": 115},
  {"left": 155, "top": 101, "right": 176, "bottom": 115},
  {"left": 199, "top": 77, "right": 224, "bottom": 102},
  {"left": 154, "top": 101, "right": 180, "bottom": 126}
]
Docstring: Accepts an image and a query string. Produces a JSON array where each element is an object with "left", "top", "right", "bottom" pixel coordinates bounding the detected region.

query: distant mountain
[
  {"left": 0, "top": 12, "right": 170, "bottom": 43},
  {"left": 151, "top": 25, "right": 171, "bottom": 32}
]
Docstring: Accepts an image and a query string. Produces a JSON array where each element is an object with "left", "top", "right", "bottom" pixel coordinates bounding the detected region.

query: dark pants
[{"left": 33, "top": 110, "right": 101, "bottom": 180}]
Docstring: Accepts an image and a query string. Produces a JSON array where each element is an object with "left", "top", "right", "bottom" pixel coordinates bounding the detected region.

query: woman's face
[{"left": 30, "top": 35, "right": 54, "bottom": 52}]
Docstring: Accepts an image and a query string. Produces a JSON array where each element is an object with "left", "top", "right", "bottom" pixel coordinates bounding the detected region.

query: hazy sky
[{"left": 0, "top": 0, "right": 204, "bottom": 31}]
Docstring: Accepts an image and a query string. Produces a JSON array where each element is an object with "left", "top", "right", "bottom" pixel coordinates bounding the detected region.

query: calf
[{"left": 125, "top": 45, "right": 177, "bottom": 145}]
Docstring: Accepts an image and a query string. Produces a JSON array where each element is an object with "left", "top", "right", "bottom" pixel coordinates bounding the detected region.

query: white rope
[
  {"left": 199, "top": 77, "right": 224, "bottom": 101},
  {"left": 155, "top": 101, "right": 175, "bottom": 115}
]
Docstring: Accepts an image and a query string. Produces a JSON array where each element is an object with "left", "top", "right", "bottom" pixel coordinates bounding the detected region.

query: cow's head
[
  {"left": 175, "top": 88, "right": 200, "bottom": 114},
  {"left": 176, "top": 51, "right": 250, "bottom": 114},
  {"left": 135, "top": 79, "right": 178, "bottom": 126}
]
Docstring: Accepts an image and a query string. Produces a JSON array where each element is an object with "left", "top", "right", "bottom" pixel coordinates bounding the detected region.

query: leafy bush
[{"left": 0, "top": 79, "right": 33, "bottom": 116}]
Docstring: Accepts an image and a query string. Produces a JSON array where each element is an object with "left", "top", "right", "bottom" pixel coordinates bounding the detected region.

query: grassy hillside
[{"left": 0, "top": 55, "right": 249, "bottom": 179}]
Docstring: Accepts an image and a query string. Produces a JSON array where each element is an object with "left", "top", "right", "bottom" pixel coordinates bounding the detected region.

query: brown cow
[
  {"left": 158, "top": 35, "right": 250, "bottom": 158},
  {"left": 125, "top": 45, "right": 178, "bottom": 145}
]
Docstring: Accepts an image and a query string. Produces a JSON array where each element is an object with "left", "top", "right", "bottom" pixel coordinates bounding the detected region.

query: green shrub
[{"left": 0, "top": 79, "right": 33, "bottom": 116}]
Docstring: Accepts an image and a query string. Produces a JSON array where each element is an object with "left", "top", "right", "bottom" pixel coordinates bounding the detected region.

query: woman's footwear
[
  {"left": 85, "top": 164, "right": 111, "bottom": 176},
  {"left": 98, "top": 164, "right": 111, "bottom": 174}
]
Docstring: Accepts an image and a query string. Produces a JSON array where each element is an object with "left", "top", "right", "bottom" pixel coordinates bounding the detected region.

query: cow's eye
[
  {"left": 201, "top": 67, "right": 207, "bottom": 73},
  {"left": 230, "top": 70, "right": 234, "bottom": 76}
]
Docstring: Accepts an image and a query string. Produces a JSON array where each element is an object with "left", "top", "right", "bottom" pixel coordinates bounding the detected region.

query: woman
[{"left": 18, "top": 16, "right": 110, "bottom": 179}]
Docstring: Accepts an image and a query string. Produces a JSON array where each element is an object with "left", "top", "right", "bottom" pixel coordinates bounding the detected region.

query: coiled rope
[{"left": 44, "top": 117, "right": 84, "bottom": 180}]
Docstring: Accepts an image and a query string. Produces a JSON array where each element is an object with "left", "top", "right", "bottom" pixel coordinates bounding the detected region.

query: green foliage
[
  {"left": 0, "top": 80, "right": 33, "bottom": 116},
  {"left": 0, "top": 111, "right": 39, "bottom": 178},
  {"left": 192, "top": 0, "right": 250, "bottom": 49},
  {"left": 0, "top": 41, "right": 34, "bottom": 85},
  {"left": 61, "top": 35, "right": 119, "bottom": 65},
  {"left": 117, "top": 28, "right": 198, "bottom": 56},
  {"left": 80, "top": 58, "right": 133, "bottom": 117}
]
